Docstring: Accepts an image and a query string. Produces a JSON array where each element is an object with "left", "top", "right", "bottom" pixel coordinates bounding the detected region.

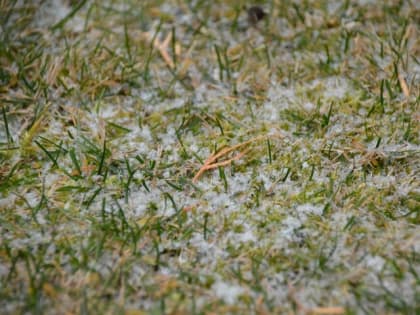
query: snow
[
  {"left": 212, "top": 280, "right": 245, "bottom": 304},
  {"left": 33, "top": 0, "right": 70, "bottom": 28},
  {"left": 1, "top": 0, "right": 419, "bottom": 313},
  {"left": 296, "top": 203, "right": 324, "bottom": 217},
  {"left": 364, "top": 255, "right": 386, "bottom": 272},
  {"left": 0, "top": 195, "right": 17, "bottom": 209}
]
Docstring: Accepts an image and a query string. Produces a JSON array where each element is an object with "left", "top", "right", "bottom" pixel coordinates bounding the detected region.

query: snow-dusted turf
[{"left": 0, "top": 0, "right": 419, "bottom": 314}]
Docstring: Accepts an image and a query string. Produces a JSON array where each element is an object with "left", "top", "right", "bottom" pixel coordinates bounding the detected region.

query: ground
[{"left": 0, "top": 0, "right": 419, "bottom": 314}]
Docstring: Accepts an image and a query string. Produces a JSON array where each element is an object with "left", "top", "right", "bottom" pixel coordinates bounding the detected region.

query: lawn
[{"left": 0, "top": 0, "right": 419, "bottom": 314}]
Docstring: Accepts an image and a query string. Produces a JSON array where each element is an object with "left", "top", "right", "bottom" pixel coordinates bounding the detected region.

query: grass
[{"left": 0, "top": 0, "right": 419, "bottom": 314}]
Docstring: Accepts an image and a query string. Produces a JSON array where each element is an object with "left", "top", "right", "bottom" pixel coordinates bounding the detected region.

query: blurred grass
[{"left": 0, "top": 0, "right": 419, "bottom": 314}]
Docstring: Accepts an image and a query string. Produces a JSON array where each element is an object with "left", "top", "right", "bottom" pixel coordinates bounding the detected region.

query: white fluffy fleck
[
  {"left": 296, "top": 204, "right": 324, "bottom": 217},
  {"left": 364, "top": 255, "right": 386, "bottom": 272},
  {"left": 0, "top": 194, "right": 16, "bottom": 209},
  {"left": 212, "top": 280, "right": 245, "bottom": 304}
]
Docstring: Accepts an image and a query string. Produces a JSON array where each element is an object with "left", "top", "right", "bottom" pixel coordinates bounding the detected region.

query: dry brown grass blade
[
  {"left": 158, "top": 32, "right": 175, "bottom": 69},
  {"left": 398, "top": 74, "right": 410, "bottom": 98},
  {"left": 193, "top": 148, "right": 251, "bottom": 183},
  {"left": 141, "top": 31, "right": 175, "bottom": 69},
  {"left": 192, "top": 135, "right": 266, "bottom": 183},
  {"left": 308, "top": 306, "right": 345, "bottom": 315}
]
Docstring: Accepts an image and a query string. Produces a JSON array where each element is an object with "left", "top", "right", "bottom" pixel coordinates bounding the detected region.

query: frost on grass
[{"left": 1, "top": 0, "right": 419, "bottom": 314}]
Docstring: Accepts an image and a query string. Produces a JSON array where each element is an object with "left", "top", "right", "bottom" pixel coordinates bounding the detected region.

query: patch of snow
[
  {"left": 0, "top": 194, "right": 16, "bottom": 209},
  {"left": 33, "top": 0, "right": 70, "bottom": 28},
  {"left": 296, "top": 203, "right": 324, "bottom": 218},
  {"left": 279, "top": 216, "right": 302, "bottom": 241},
  {"left": 212, "top": 280, "right": 245, "bottom": 304},
  {"left": 303, "top": 101, "right": 316, "bottom": 111},
  {"left": 366, "top": 174, "right": 396, "bottom": 189},
  {"left": 364, "top": 255, "right": 385, "bottom": 272}
]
